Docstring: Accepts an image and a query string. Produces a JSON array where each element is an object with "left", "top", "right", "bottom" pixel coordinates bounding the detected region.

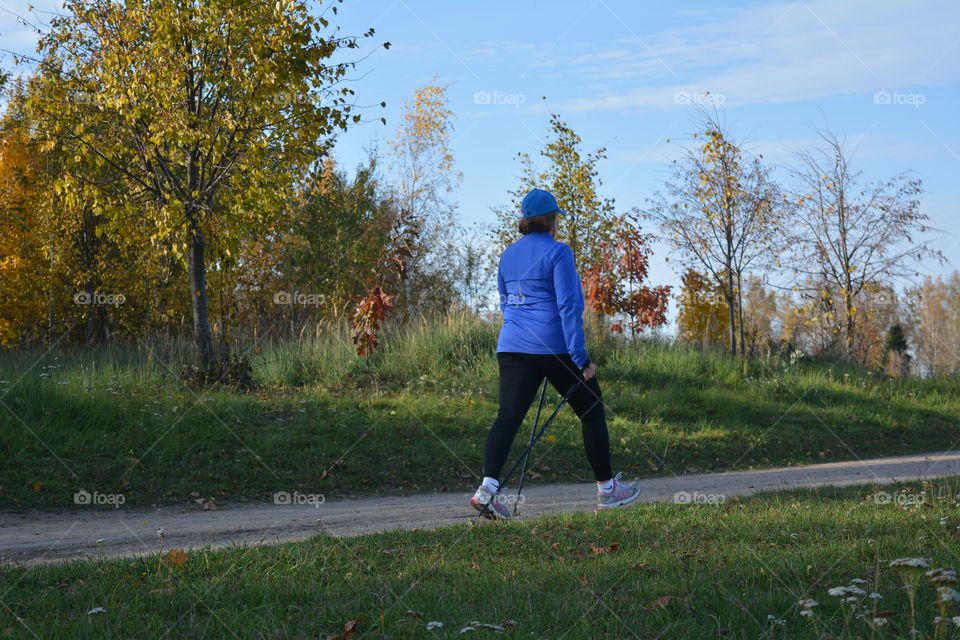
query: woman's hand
[{"left": 582, "top": 362, "right": 596, "bottom": 381}]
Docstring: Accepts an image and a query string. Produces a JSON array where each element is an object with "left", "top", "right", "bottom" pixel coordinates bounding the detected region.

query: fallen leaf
[
  {"left": 645, "top": 595, "right": 682, "bottom": 611},
  {"left": 201, "top": 498, "right": 217, "bottom": 510},
  {"left": 403, "top": 610, "right": 423, "bottom": 619},
  {"left": 162, "top": 549, "right": 189, "bottom": 568},
  {"left": 327, "top": 616, "right": 362, "bottom": 640},
  {"left": 577, "top": 575, "right": 589, "bottom": 585},
  {"left": 590, "top": 543, "right": 620, "bottom": 555}
]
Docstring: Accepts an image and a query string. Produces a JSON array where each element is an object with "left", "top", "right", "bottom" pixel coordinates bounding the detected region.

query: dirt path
[{"left": 3, "top": 450, "right": 959, "bottom": 566}]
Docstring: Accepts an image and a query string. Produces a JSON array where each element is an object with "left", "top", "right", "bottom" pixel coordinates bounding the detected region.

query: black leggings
[{"left": 483, "top": 352, "right": 612, "bottom": 483}]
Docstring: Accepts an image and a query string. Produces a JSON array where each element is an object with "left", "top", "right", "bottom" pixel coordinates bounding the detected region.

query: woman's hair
[{"left": 518, "top": 211, "right": 557, "bottom": 235}]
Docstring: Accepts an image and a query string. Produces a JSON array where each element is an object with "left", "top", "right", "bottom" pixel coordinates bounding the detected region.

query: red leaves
[
  {"left": 582, "top": 214, "right": 670, "bottom": 333},
  {"left": 351, "top": 285, "right": 394, "bottom": 356},
  {"left": 351, "top": 245, "right": 406, "bottom": 355}
]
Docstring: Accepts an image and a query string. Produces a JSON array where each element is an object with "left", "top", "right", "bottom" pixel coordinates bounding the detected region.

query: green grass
[
  {"left": 1, "top": 312, "right": 958, "bottom": 510},
  {"left": 4, "top": 480, "right": 960, "bottom": 638}
]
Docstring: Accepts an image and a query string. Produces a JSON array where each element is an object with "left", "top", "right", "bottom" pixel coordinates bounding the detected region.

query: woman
[{"left": 470, "top": 188, "right": 641, "bottom": 519}]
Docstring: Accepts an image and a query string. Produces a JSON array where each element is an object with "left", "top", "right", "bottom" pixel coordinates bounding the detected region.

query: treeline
[
  {"left": 645, "top": 109, "right": 953, "bottom": 376},
  {"left": 0, "top": 0, "right": 483, "bottom": 367},
  {"left": 0, "top": 1, "right": 955, "bottom": 380}
]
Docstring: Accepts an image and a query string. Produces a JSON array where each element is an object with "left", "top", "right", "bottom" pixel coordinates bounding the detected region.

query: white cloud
[{"left": 546, "top": 0, "right": 960, "bottom": 111}]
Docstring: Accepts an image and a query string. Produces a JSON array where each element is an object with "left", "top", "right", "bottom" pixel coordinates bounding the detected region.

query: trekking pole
[
  {"left": 513, "top": 378, "right": 548, "bottom": 516},
  {"left": 477, "top": 377, "right": 584, "bottom": 521}
]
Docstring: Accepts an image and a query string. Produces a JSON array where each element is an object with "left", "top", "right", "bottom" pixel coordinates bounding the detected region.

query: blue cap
[{"left": 521, "top": 188, "right": 566, "bottom": 218}]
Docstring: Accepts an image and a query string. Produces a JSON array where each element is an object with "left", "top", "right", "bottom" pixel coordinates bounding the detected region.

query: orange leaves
[
  {"left": 589, "top": 542, "right": 620, "bottom": 556},
  {"left": 162, "top": 549, "right": 189, "bottom": 568},
  {"left": 327, "top": 617, "right": 362, "bottom": 640}
]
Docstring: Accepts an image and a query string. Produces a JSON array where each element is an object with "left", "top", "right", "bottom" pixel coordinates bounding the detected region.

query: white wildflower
[
  {"left": 797, "top": 598, "right": 818, "bottom": 608},
  {"left": 425, "top": 621, "right": 443, "bottom": 630},
  {"left": 927, "top": 569, "right": 958, "bottom": 584},
  {"left": 850, "top": 578, "right": 867, "bottom": 584},
  {"left": 890, "top": 558, "right": 930, "bottom": 569},
  {"left": 873, "top": 617, "right": 888, "bottom": 626},
  {"left": 937, "top": 586, "right": 960, "bottom": 603}
]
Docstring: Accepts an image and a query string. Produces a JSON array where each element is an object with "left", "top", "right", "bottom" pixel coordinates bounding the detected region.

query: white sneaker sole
[{"left": 470, "top": 496, "right": 511, "bottom": 520}]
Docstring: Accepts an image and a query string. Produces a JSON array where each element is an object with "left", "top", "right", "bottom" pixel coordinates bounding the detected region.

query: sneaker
[
  {"left": 470, "top": 485, "right": 512, "bottom": 520},
  {"left": 597, "top": 472, "right": 641, "bottom": 509}
]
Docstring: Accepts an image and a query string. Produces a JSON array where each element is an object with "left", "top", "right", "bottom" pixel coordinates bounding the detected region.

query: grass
[
  {"left": 4, "top": 479, "right": 960, "bottom": 638},
  {"left": 1, "top": 311, "right": 958, "bottom": 510}
]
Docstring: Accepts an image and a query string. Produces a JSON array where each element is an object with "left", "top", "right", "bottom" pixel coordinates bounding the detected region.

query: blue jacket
[{"left": 496, "top": 232, "right": 590, "bottom": 368}]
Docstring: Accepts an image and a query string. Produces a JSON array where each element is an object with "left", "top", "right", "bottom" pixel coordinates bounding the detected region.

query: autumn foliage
[{"left": 582, "top": 214, "right": 671, "bottom": 334}]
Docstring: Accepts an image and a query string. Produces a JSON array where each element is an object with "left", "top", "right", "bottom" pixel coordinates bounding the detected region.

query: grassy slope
[
  {"left": 1, "top": 313, "right": 958, "bottom": 510},
  {"left": 3, "top": 480, "right": 960, "bottom": 639}
]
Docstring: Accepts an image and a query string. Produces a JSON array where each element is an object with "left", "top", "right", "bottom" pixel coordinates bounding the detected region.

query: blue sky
[{"left": 2, "top": 0, "right": 958, "bottom": 303}]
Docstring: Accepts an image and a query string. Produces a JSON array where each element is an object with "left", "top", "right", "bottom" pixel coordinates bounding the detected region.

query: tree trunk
[
  {"left": 735, "top": 272, "right": 745, "bottom": 356},
  {"left": 725, "top": 269, "right": 737, "bottom": 357},
  {"left": 187, "top": 219, "right": 215, "bottom": 372}
]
